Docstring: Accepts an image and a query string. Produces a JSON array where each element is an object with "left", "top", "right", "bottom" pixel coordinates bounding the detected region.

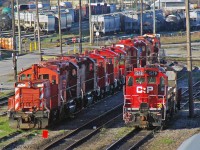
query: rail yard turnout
[{"left": 1, "top": 0, "right": 200, "bottom": 150}]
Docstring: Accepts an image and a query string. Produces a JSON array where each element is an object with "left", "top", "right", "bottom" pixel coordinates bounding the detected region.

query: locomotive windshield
[
  {"left": 127, "top": 76, "right": 133, "bottom": 86},
  {"left": 135, "top": 77, "right": 145, "bottom": 84},
  {"left": 147, "top": 77, "right": 156, "bottom": 83}
]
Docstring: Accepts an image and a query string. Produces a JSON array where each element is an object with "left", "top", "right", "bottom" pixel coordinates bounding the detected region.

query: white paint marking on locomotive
[
  {"left": 15, "top": 88, "right": 20, "bottom": 99},
  {"left": 15, "top": 102, "right": 19, "bottom": 110},
  {"left": 40, "top": 87, "right": 44, "bottom": 107},
  {"left": 136, "top": 86, "right": 153, "bottom": 93},
  {"left": 15, "top": 88, "right": 20, "bottom": 110},
  {"left": 40, "top": 87, "right": 44, "bottom": 100},
  {"left": 147, "top": 86, "right": 153, "bottom": 93}
]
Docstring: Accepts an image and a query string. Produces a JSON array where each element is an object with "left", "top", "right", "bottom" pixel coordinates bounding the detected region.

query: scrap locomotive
[{"left": 7, "top": 34, "right": 161, "bottom": 129}]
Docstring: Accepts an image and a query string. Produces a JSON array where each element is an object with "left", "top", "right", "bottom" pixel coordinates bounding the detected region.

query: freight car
[
  {"left": 92, "top": 13, "right": 121, "bottom": 35},
  {"left": 123, "top": 65, "right": 178, "bottom": 128},
  {"left": 7, "top": 34, "right": 161, "bottom": 129},
  {"left": 0, "top": 14, "right": 12, "bottom": 31},
  {"left": 15, "top": 10, "right": 72, "bottom": 33}
]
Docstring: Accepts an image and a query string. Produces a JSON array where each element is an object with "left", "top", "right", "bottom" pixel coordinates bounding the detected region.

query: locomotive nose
[{"left": 139, "top": 102, "right": 149, "bottom": 113}]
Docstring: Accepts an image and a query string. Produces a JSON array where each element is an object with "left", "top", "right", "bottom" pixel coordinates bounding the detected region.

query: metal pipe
[
  {"left": 11, "top": 0, "right": 17, "bottom": 82},
  {"left": 36, "top": 0, "right": 42, "bottom": 61},
  {"left": 58, "top": 0, "right": 63, "bottom": 55}
]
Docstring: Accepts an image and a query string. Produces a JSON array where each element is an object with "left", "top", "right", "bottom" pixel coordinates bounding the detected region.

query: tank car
[{"left": 123, "top": 65, "right": 178, "bottom": 128}]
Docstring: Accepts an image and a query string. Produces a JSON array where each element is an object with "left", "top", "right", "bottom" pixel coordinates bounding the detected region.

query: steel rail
[
  {"left": 180, "top": 80, "right": 200, "bottom": 109},
  {"left": 64, "top": 114, "right": 122, "bottom": 150},
  {"left": 106, "top": 127, "right": 159, "bottom": 150},
  {"left": 43, "top": 104, "right": 123, "bottom": 150}
]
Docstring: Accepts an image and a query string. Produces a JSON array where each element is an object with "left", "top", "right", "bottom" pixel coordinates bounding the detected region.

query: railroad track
[
  {"left": 2, "top": 131, "right": 38, "bottom": 150},
  {"left": 42, "top": 104, "right": 123, "bottom": 150},
  {"left": 180, "top": 80, "right": 200, "bottom": 109},
  {"left": 106, "top": 127, "right": 159, "bottom": 150},
  {"left": 0, "top": 92, "right": 14, "bottom": 116}
]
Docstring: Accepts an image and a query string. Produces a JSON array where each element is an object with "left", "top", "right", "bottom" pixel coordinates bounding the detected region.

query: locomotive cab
[
  {"left": 123, "top": 66, "right": 169, "bottom": 128},
  {"left": 8, "top": 80, "right": 51, "bottom": 129}
]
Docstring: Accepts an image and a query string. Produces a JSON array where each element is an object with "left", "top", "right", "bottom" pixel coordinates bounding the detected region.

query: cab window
[
  {"left": 135, "top": 77, "right": 145, "bottom": 84},
  {"left": 119, "top": 60, "right": 125, "bottom": 65},
  {"left": 39, "top": 74, "right": 49, "bottom": 79},
  {"left": 127, "top": 76, "right": 133, "bottom": 86},
  {"left": 27, "top": 74, "right": 31, "bottom": 79},
  {"left": 148, "top": 77, "right": 156, "bottom": 83},
  {"left": 160, "top": 77, "right": 165, "bottom": 91},
  {"left": 20, "top": 74, "right": 26, "bottom": 80}
]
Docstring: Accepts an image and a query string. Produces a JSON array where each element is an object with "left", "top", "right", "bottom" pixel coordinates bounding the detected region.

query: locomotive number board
[{"left": 134, "top": 71, "right": 144, "bottom": 76}]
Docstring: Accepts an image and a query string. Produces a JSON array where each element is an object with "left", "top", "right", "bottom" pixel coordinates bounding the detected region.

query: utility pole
[
  {"left": 58, "top": 0, "right": 63, "bottom": 55},
  {"left": 16, "top": 0, "right": 22, "bottom": 54},
  {"left": 11, "top": 0, "right": 17, "bottom": 82},
  {"left": 186, "top": 0, "right": 194, "bottom": 117},
  {"left": 153, "top": 0, "right": 156, "bottom": 34},
  {"left": 140, "top": 0, "right": 143, "bottom": 35},
  {"left": 89, "top": 0, "right": 93, "bottom": 44},
  {"left": 79, "top": 0, "right": 82, "bottom": 53},
  {"left": 36, "top": 0, "right": 42, "bottom": 61},
  {"left": 159, "top": 0, "right": 160, "bottom": 9}
]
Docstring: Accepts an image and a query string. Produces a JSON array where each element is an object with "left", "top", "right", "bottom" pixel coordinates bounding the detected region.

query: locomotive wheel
[
  {"left": 49, "top": 109, "right": 59, "bottom": 124},
  {"left": 110, "top": 85, "right": 114, "bottom": 95},
  {"left": 36, "top": 118, "right": 42, "bottom": 129},
  {"left": 100, "top": 89, "right": 105, "bottom": 99}
]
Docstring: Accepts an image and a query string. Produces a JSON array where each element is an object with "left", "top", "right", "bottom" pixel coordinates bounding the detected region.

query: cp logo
[{"left": 136, "top": 86, "right": 153, "bottom": 93}]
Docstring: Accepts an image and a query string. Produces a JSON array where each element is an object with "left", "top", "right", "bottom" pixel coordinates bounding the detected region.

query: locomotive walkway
[{"left": 0, "top": 45, "right": 100, "bottom": 92}]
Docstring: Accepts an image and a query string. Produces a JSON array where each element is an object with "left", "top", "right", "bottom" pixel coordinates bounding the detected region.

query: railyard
[
  {"left": 0, "top": 34, "right": 200, "bottom": 149},
  {"left": 0, "top": 0, "right": 200, "bottom": 150}
]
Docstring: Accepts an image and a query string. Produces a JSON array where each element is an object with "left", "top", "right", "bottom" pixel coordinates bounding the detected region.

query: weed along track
[{"left": 1, "top": 130, "right": 40, "bottom": 149}]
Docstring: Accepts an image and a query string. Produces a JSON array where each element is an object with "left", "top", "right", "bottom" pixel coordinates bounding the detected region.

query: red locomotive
[
  {"left": 123, "top": 65, "right": 178, "bottom": 128},
  {"left": 7, "top": 34, "right": 162, "bottom": 129}
]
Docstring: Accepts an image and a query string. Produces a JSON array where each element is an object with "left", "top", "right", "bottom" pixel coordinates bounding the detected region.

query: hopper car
[{"left": 15, "top": 10, "right": 72, "bottom": 33}]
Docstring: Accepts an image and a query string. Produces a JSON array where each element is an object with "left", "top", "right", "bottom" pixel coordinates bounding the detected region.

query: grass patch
[
  {"left": 0, "top": 91, "right": 14, "bottom": 99},
  {"left": 161, "top": 32, "right": 200, "bottom": 44},
  {"left": 115, "top": 127, "right": 133, "bottom": 139},
  {"left": 0, "top": 116, "right": 18, "bottom": 138},
  {"left": 159, "top": 137, "right": 174, "bottom": 145}
]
